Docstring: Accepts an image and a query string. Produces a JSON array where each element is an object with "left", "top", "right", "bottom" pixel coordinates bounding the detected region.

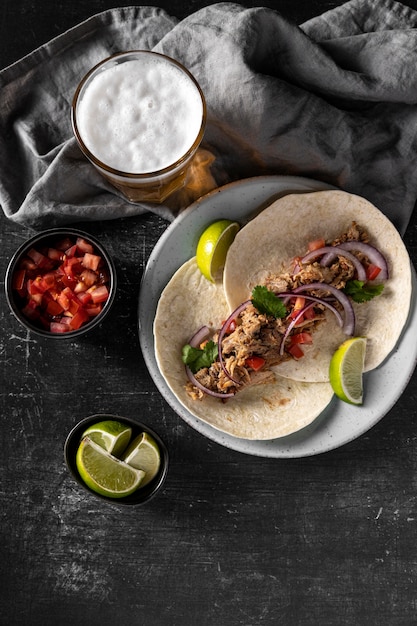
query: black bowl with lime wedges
[{"left": 64, "top": 415, "right": 168, "bottom": 505}]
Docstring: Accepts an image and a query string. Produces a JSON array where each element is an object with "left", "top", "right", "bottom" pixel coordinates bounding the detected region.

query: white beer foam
[{"left": 77, "top": 57, "right": 203, "bottom": 174}]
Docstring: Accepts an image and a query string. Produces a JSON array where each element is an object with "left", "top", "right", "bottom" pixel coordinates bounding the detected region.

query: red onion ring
[
  {"left": 188, "top": 325, "right": 211, "bottom": 348},
  {"left": 279, "top": 302, "right": 316, "bottom": 356},
  {"left": 317, "top": 242, "right": 388, "bottom": 280},
  {"left": 301, "top": 246, "right": 367, "bottom": 281},
  {"left": 279, "top": 292, "right": 344, "bottom": 327},
  {"left": 292, "top": 282, "right": 355, "bottom": 335},
  {"left": 185, "top": 365, "right": 235, "bottom": 399},
  {"left": 186, "top": 325, "right": 235, "bottom": 398}
]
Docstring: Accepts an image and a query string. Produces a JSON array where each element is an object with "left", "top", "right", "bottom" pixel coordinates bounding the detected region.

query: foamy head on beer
[{"left": 75, "top": 53, "right": 204, "bottom": 175}]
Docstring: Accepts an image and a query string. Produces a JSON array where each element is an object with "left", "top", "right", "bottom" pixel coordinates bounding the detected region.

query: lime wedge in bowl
[
  {"left": 122, "top": 432, "right": 161, "bottom": 486},
  {"left": 76, "top": 437, "right": 145, "bottom": 499},
  {"left": 81, "top": 419, "right": 132, "bottom": 456}
]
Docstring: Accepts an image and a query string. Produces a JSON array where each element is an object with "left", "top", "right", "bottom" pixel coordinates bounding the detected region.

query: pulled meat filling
[{"left": 186, "top": 222, "right": 368, "bottom": 400}]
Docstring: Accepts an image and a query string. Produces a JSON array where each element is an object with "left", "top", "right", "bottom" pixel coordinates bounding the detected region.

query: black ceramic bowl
[
  {"left": 64, "top": 414, "right": 169, "bottom": 506},
  {"left": 5, "top": 228, "right": 116, "bottom": 339}
]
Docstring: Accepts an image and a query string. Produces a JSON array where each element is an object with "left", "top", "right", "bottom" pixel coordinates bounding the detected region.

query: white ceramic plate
[{"left": 138, "top": 176, "right": 417, "bottom": 457}]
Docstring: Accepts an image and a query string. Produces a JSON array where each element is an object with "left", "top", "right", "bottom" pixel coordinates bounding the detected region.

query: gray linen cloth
[{"left": 1, "top": 0, "right": 417, "bottom": 234}]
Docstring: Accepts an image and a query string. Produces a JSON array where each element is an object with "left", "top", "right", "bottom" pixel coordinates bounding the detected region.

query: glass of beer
[{"left": 71, "top": 50, "right": 207, "bottom": 203}]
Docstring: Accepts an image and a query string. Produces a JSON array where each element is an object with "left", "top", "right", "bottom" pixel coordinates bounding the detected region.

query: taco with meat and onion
[
  {"left": 223, "top": 190, "right": 412, "bottom": 382},
  {"left": 153, "top": 257, "right": 334, "bottom": 440}
]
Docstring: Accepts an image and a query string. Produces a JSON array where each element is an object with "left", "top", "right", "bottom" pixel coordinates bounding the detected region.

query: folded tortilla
[
  {"left": 154, "top": 258, "right": 334, "bottom": 440},
  {"left": 223, "top": 190, "right": 412, "bottom": 382}
]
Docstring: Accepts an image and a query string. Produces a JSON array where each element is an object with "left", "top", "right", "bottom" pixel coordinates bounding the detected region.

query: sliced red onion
[
  {"left": 279, "top": 292, "right": 344, "bottom": 327},
  {"left": 317, "top": 242, "right": 388, "bottom": 280},
  {"left": 292, "top": 282, "right": 356, "bottom": 335},
  {"left": 186, "top": 324, "right": 235, "bottom": 398},
  {"left": 301, "top": 246, "right": 367, "bottom": 281},
  {"left": 217, "top": 300, "right": 251, "bottom": 385},
  {"left": 337, "top": 241, "right": 388, "bottom": 279},
  {"left": 189, "top": 325, "right": 211, "bottom": 348},
  {"left": 185, "top": 365, "right": 235, "bottom": 399}
]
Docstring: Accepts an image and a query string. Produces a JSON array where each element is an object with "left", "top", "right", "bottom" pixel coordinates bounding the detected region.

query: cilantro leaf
[
  {"left": 182, "top": 340, "right": 218, "bottom": 373},
  {"left": 251, "top": 285, "right": 287, "bottom": 318},
  {"left": 343, "top": 280, "right": 384, "bottom": 303}
]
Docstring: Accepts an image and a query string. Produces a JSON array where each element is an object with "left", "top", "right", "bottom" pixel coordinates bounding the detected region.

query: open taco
[
  {"left": 223, "top": 190, "right": 412, "bottom": 382},
  {"left": 154, "top": 257, "right": 334, "bottom": 440}
]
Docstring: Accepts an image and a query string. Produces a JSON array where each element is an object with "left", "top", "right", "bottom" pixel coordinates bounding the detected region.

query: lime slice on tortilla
[
  {"left": 121, "top": 432, "right": 161, "bottom": 486},
  {"left": 196, "top": 219, "right": 240, "bottom": 282},
  {"left": 76, "top": 437, "right": 145, "bottom": 498},
  {"left": 82, "top": 420, "right": 132, "bottom": 457},
  {"left": 329, "top": 337, "right": 366, "bottom": 405}
]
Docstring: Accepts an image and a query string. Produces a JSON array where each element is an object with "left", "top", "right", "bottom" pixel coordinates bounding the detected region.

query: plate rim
[{"left": 138, "top": 175, "right": 417, "bottom": 457}]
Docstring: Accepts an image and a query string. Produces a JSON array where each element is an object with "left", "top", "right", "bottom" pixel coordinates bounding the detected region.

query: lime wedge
[
  {"left": 82, "top": 420, "right": 132, "bottom": 457},
  {"left": 196, "top": 219, "right": 240, "bottom": 282},
  {"left": 329, "top": 337, "right": 367, "bottom": 405},
  {"left": 121, "top": 432, "right": 161, "bottom": 486},
  {"left": 76, "top": 437, "right": 145, "bottom": 498}
]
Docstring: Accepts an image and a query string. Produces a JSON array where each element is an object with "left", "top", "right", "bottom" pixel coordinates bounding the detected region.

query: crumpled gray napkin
[{"left": 1, "top": 0, "right": 417, "bottom": 234}]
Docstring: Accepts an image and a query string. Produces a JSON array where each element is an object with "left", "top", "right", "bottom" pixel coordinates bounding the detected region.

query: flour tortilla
[
  {"left": 154, "top": 258, "right": 334, "bottom": 440},
  {"left": 223, "top": 190, "right": 412, "bottom": 382}
]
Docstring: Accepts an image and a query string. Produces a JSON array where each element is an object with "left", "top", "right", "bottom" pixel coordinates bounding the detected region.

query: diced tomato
[
  {"left": 85, "top": 304, "right": 102, "bottom": 317},
  {"left": 27, "top": 247, "right": 53, "bottom": 269},
  {"left": 245, "top": 356, "right": 266, "bottom": 371},
  {"left": 76, "top": 237, "right": 94, "bottom": 255},
  {"left": 18, "top": 256, "right": 37, "bottom": 271},
  {"left": 12, "top": 234, "right": 110, "bottom": 333},
  {"left": 366, "top": 264, "right": 381, "bottom": 281},
  {"left": 76, "top": 291, "right": 93, "bottom": 305},
  {"left": 88, "top": 284, "right": 109, "bottom": 304},
  {"left": 290, "top": 332, "right": 313, "bottom": 345},
  {"left": 80, "top": 269, "right": 98, "bottom": 287},
  {"left": 82, "top": 253, "right": 101, "bottom": 271},
  {"left": 30, "top": 293, "right": 43, "bottom": 306},
  {"left": 221, "top": 318, "right": 237, "bottom": 334},
  {"left": 57, "top": 290, "right": 71, "bottom": 311},
  {"left": 12, "top": 269, "right": 26, "bottom": 291},
  {"left": 303, "top": 306, "right": 316, "bottom": 320},
  {"left": 289, "top": 296, "right": 305, "bottom": 320},
  {"left": 55, "top": 237, "right": 74, "bottom": 251},
  {"left": 47, "top": 247, "right": 64, "bottom": 262},
  {"left": 308, "top": 238, "right": 325, "bottom": 252},
  {"left": 65, "top": 244, "right": 78, "bottom": 258},
  {"left": 46, "top": 300, "right": 64, "bottom": 317},
  {"left": 50, "top": 321, "right": 70, "bottom": 334},
  {"left": 288, "top": 343, "right": 304, "bottom": 359},
  {"left": 40, "top": 273, "right": 56, "bottom": 291},
  {"left": 68, "top": 298, "right": 80, "bottom": 316},
  {"left": 21, "top": 300, "right": 40, "bottom": 321},
  {"left": 28, "top": 278, "right": 44, "bottom": 296},
  {"left": 69, "top": 308, "right": 90, "bottom": 330}
]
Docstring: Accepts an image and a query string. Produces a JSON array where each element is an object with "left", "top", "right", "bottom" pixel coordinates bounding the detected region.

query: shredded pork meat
[{"left": 186, "top": 222, "right": 368, "bottom": 400}]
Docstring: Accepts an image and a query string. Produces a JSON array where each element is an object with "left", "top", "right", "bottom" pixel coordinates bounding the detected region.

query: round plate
[{"left": 138, "top": 176, "right": 417, "bottom": 457}]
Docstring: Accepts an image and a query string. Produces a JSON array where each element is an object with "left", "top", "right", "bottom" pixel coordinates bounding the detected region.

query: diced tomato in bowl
[{"left": 5, "top": 228, "right": 116, "bottom": 338}]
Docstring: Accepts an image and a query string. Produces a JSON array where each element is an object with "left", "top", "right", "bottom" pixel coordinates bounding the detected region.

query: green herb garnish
[
  {"left": 343, "top": 279, "right": 384, "bottom": 303},
  {"left": 182, "top": 340, "right": 218, "bottom": 373},
  {"left": 251, "top": 285, "right": 287, "bottom": 318}
]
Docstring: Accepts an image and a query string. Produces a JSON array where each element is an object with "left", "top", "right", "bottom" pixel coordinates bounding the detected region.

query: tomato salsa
[{"left": 11, "top": 235, "right": 111, "bottom": 334}]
